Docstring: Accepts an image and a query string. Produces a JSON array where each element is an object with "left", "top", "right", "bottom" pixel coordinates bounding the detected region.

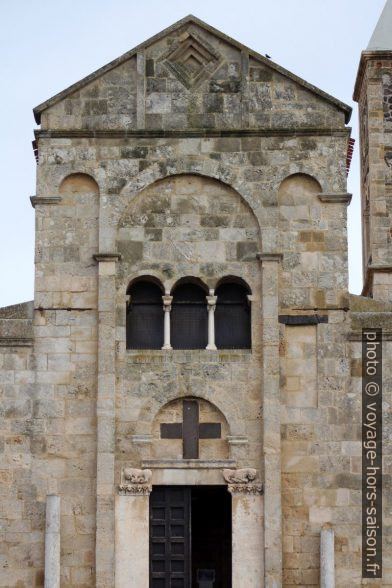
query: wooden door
[{"left": 150, "top": 486, "right": 191, "bottom": 587}]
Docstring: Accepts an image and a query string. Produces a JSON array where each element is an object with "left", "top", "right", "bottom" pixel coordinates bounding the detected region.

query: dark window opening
[
  {"left": 215, "top": 282, "right": 251, "bottom": 349},
  {"left": 171, "top": 283, "right": 208, "bottom": 350},
  {"left": 126, "top": 280, "right": 164, "bottom": 349}
]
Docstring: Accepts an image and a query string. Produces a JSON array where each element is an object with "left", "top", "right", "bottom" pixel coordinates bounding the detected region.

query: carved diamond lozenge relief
[{"left": 161, "top": 31, "right": 222, "bottom": 89}]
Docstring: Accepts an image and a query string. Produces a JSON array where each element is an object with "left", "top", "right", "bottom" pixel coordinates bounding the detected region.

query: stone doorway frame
[{"left": 114, "top": 466, "right": 264, "bottom": 588}]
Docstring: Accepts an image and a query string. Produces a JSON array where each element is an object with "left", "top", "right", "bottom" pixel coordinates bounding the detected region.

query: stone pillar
[
  {"left": 93, "top": 252, "right": 121, "bottom": 588},
  {"left": 257, "top": 253, "right": 283, "bottom": 587},
  {"left": 228, "top": 485, "right": 264, "bottom": 588},
  {"left": 162, "top": 295, "right": 173, "bottom": 350},
  {"left": 115, "top": 471, "right": 152, "bottom": 588},
  {"left": 320, "top": 526, "right": 335, "bottom": 588},
  {"left": 206, "top": 292, "right": 217, "bottom": 350},
  {"left": 44, "top": 494, "right": 60, "bottom": 588}
]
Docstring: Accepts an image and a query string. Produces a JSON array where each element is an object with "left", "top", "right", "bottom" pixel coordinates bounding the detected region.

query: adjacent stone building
[{"left": 0, "top": 5, "right": 391, "bottom": 587}]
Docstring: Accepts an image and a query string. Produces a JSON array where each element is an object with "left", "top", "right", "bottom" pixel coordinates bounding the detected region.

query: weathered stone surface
[{"left": 3, "top": 11, "right": 392, "bottom": 588}]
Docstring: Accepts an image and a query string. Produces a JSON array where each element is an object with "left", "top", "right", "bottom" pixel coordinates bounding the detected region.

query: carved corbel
[
  {"left": 223, "top": 468, "right": 263, "bottom": 495},
  {"left": 119, "top": 467, "right": 152, "bottom": 495}
]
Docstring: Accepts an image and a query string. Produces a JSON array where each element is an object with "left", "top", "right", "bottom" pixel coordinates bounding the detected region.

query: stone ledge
[
  {"left": 0, "top": 337, "right": 33, "bottom": 347},
  {"left": 347, "top": 331, "right": 392, "bottom": 341},
  {"left": 126, "top": 349, "right": 252, "bottom": 364},
  {"left": 318, "top": 193, "right": 352, "bottom": 204},
  {"left": 227, "top": 436, "right": 248, "bottom": 446},
  {"left": 279, "top": 314, "right": 328, "bottom": 325},
  {"left": 30, "top": 195, "right": 62, "bottom": 208},
  {"left": 93, "top": 252, "right": 122, "bottom": 262},
  {"left": 143, "top": 459, "right": 236, "bottom": 469},
  {"left": 257, "top": 253, "right": 283, "bottom": 263}
]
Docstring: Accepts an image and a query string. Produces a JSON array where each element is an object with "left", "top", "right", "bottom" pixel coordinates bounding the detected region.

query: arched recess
[
  {"left": 109, "top": 158, "right": 265, "bottom": 256},
  {"left": 215, "top": 277, "right": 252, "bottom": 349},
  {"left": 151, "top": 396, "right": 230, "bottom": 460},
  {"left": 278, "top": 173, "right": 322, "bottom": 205},
  {"left": 126, "top": 277, "right": 164, "bottom": 349},
  {"left": 59, "top": 172, "right": 99, "bottom": 195}
]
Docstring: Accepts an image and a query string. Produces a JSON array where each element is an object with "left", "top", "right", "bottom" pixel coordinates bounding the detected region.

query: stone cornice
[
  {"left": 353, "top": 50, "right": 392, "bottom": 102},
  {"left": 318, "top": 192, "right": 352, "bottom": 204},
  {"left": 93, "top": 252, "right": 122, "bottom": 262},
  {"left": 34, "top": 127, "right": 351, "bottom": 140},
  {"left": 30, "top": 195, "right": 62, "bottom": 208}
]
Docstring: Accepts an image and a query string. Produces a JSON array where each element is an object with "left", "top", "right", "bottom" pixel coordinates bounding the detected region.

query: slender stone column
[
  {"left": 320, "top": 526, "right": 335, "bottom": 588},
  {"left": 93, "top": 252, "right": 121, "bottom": 588},
  {"left": 257, "top": 252, "right": 283, "bottom": 587},
  {"left": 162, "top": 295, "right": 173, "bottom": 350},
  {"left": 44, "top": 494, "right": 60, "bottom": 588},
  {"left": 206, "top": 292, "right": 217, "bottom": 350}
]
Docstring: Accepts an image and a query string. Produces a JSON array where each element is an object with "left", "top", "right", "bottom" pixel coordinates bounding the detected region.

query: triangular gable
[{"left": 33, "top": 14, "right": 352, "bottom": 124}]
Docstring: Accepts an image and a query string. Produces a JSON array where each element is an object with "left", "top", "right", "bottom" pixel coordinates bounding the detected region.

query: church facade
[{"left": 1, "top": 7, "right": 392, "bottom": 587}]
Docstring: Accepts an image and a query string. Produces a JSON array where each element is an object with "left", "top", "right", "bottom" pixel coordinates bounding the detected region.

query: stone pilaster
[
  {"left": 258, "top": 253, "right": 283, "bottom": 587},
  {"left": 94, "top": 252, "right": 121, "bottom": 588},
  {"left": 115, "top": 469, "right": 152, "bottom": 588},
  {"left": 228, "top": 484, "right": 264, "bottom": 588}
]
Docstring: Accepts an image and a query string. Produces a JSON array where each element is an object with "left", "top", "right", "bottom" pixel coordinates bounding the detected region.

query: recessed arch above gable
[{"left": 116, "top": 158, "right": 262, "bottom": 233}]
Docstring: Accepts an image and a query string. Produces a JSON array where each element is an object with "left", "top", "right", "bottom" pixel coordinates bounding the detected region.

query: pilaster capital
[
  {"left": 30, "top": 195, "right": 62, "bottom": 208},
  {"left": 93, "top": 252, "right": 122, "bottom": 262},
  {"left": 256, "top": 253, "right": 283, "bottom": 263},
  {"left": 317, "top": 192, "right": 352, "bottom": 204},
  {"left": 118, "top": 467, "right": 152, "bottom": 496},
  {"left": 227, "top": 483, "right": 264, "bottom": 495}
]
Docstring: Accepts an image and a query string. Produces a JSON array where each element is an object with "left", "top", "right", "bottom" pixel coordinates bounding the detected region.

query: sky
[{"left": 0, "top": 0, "right": 386, "bottom": 307}]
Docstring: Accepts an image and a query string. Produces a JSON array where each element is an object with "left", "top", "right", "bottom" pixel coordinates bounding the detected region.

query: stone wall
[{"left": 4, "top": 15, "right": 388, "bottom": 588}]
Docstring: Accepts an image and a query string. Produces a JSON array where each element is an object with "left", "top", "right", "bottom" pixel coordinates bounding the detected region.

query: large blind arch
[
  {"left": 126, "top": 277, "right": 164, "bottom": 349},
  {"left": 170, "top": 279, "right": 208, "bottom": 350},
  {"left": 215, "top": 278, "right": 251, "bottom": 349}
]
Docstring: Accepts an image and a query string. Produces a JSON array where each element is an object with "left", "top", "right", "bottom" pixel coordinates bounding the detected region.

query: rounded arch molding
[
  {"left": 134, "top": 389, "right": 245, "bottom": 438},
  {"left": 115, "top": 158, "right": 263, "bottom": 234}
]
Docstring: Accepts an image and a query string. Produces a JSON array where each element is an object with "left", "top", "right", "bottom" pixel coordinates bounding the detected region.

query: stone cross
[{"left": 160, "top": 399, "right": 221, "bottom": 459}]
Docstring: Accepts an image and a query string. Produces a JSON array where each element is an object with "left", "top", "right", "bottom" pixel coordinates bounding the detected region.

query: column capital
[
  {"left": 93, "top": 252, "right": 122, "bottom": 262},
  {"left": 257, "top": 252, "right": 283, "bottom": 263},
  {"left": 162, "top": 295, "right": 173, "bottom": 308},
  {"left": 206, "top": 295, "right": 217, "bottom": 307}
]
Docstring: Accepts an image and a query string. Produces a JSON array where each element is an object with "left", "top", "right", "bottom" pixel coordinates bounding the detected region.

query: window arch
[
  {"left": 215, "top": 280, "right": 251, "bottom": 349},
  {"left": 126, "top": 279, "right": 164, "bottom": 349},
  {"left": 170, "top": 280, "right": 208, "bottom": 350}
]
